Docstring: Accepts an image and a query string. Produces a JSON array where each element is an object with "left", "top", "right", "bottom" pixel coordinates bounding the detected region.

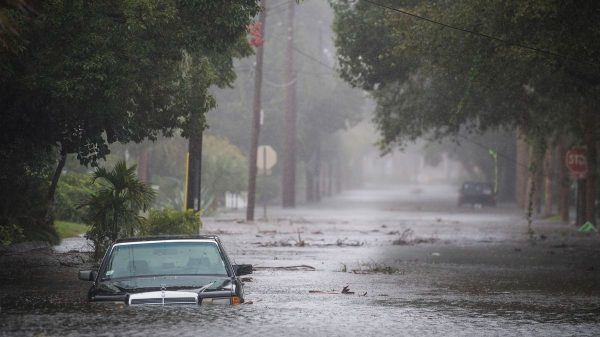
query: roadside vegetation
[
  {"left": 0, "top": 1, "right": 259, "bottom": 246},
  {"left": 333, "top": 0, "right": 600, "bottom": 225},
  {"left": 54, "top": 221, "right": 89, "bottom": 240},
  {"left": 141, "top": 209, "right": 201, "bottom": 237}
]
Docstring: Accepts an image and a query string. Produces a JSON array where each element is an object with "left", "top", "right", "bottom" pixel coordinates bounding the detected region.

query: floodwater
[{"left": 2, "top": 184, "right": 600, "bottom": 336}]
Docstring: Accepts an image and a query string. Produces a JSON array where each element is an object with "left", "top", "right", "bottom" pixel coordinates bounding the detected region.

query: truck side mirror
[
  {"left": 233, "top": 264, "right": 253, "bottom": 276},
  {"left": 78, "top": 270, "right": 97, "bottom": 281}
]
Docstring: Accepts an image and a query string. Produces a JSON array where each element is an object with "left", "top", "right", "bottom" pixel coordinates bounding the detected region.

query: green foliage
[
  {"left": 0, "top": 224, "right": 24, "bottom": 247},
  {"left": 54, "top": 220, "right": 89, "bottom": 239},
  {"left": 2, "top": 0, "right": 260, "bottom": 165},
  {"left": 0, "top": 0, "right": 259, "bottom": 243},
  {"left": 103, "top": 135, "right": 245, "bottom": 213},
  {"left": 140, "top": 209, "right": 201, "bottom": 236},
  {"left": 81, "top": 161, "right": 155, "bottom": 258},
  {"left": 199, "top": 187, "right": 216, "bottom": 216},
  {"left": 333, "top": 0, "right": 600, "bottom": 150},
  {"left": 201, "top": 135, "right": 248, "bottom": 209},
  {"left": 55, "top": 172, "right": 97, "bottom": 222},
  {"left": 0, "top": 142, "right": 55, "bottom": 242}
]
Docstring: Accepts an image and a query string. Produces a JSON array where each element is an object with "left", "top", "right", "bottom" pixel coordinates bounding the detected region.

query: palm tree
[{"left": 81, "top": 161, "right": 155, "bottom": 257}]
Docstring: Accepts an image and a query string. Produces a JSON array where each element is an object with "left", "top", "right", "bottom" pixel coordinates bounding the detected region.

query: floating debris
[
  {"left": 336, "top": 239, "right": 363, "bottom": 247},
  {"left": 351, "top": 261, "right": 400, "bottom": 274},
  {"left": 342, "top": 285, "right": 354, "bottom": 294},
  {"left": 253, "top": 265, "right": 316, "bottom": 271},
  {"left": 309, "top": 286, "right": 365, "bottom": 296},
  {"left": 392, "top": 228, "right": 437, "bottom": 245},
  {"left": 309, "top": 289, "right": 337, "bottom": 294},
  {"left": 258, "top": 230, "right": 278, "bottom": 235},
  {"left": 254, "top": 240, "right": 293, "bottom": 247}
]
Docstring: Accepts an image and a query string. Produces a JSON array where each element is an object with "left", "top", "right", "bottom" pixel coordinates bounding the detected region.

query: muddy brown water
[{"left": 1, "top": 184, "right": 599, "bottom": 336}]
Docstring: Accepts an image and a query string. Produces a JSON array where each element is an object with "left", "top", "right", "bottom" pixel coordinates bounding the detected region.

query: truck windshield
[{"left": 102, "top": 241, "right": 228, "bottom": 280}]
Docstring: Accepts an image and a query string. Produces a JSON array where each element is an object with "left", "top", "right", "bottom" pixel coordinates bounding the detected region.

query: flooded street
[{"left": 2, "top": 184, "right": 600, "bottom": 336}]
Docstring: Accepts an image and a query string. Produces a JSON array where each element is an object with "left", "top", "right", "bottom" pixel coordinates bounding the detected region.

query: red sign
[
  {"left": 248, "top": 22, "right": 264, "bottom": 47},
  {"left": 566, "top": 147, "right": 587, "bottom": 179}
]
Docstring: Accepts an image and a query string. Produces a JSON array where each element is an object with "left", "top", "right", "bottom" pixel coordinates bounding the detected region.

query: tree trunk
[
  {"left": 137, "top": 146, "right": 151, "bottom": 183},
  {"left": 335, "top": 159, "right": 343, "bottom": 194},
  {"left": 245, "top": 0, "right": 267, "bottom": 221},
  {"left": 305, "top": 165, "right": 315, "bottom": 202},
  {"left": 584, "top": 129, "right": 597, "bottom": 225},
  {"left": 282, "top": 0, "right": 297, "bottom": 208},
  {"left": 187, "top": 121, "right": 203, "bottom": 212},
  {"left": 556, "top": 134, "right": 570, "bottom": 223},
  {"left": 326, "top": 161, "right": 333, "bottom": 197},
  {"left": 47, "top": 146, "right": 67, "bottom": 204},
  {"left": 46, "top": 145, "right": 67, "bottom": 222},
  {"left": 542, "top": 147, "right": 553, "bottom": 217},
  {"left": 576, "top": 179, "right": 586, "bottom": 227},
  {"left": 315, "top": 141, "right": 321, "bottom": 202},
  {"left": 515, "top": 129, "right": 529, "bottom": 208},
  {"left": 578, "top": 105, "right": 598, "bottom": 225}
]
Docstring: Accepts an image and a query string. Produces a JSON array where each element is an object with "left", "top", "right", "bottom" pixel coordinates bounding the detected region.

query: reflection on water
[
  {"left": 2, "top": 295, "right": 599, "bottom": 337},
  {"left": 2, "top": 268, "right": 600, "bottom": 337}
]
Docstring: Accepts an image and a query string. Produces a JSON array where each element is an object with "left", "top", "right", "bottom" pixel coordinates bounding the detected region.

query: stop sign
[
  {"left": 257, "top": 145, "right": 277, "bottom": 171},
  {"left": 566, "top": 147, "right": 587, "bottom": 179}
]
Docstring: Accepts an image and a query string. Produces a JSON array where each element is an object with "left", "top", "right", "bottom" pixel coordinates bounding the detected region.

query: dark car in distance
[
  {"left": 458, "top": 182, "right": 496, "bottom": 207},
  {"left": 78, "top": 235, "right": 252, "bottom": 305}
]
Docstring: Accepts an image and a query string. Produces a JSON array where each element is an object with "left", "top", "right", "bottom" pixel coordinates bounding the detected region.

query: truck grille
[
  {"left": 130, "top": 298, "right": 163, "bottom": 305},
  {"left": 130, "top": 297, "right": 197, "bottom": 305},
  {"left": 164, "top": 297, "right": 197, "bottom": 304},
  {"left": 128, "top": 291, "right": 199, "bottom": 305}
]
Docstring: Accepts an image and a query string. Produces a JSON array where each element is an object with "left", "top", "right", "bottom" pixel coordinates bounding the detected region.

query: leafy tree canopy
[
  {"left": 0, "top": 0, "right": 259, "bottom": 239},
  {"left": 333, "top": 0, "right": 600, "bottom": 151},
  {"left": 1, "top": 0, "right": 260, "bottom": 165}
]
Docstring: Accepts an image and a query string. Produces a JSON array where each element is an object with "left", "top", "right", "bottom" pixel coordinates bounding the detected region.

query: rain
[{"left": 1, "top": 1, "right": 599, "bottom": 336}]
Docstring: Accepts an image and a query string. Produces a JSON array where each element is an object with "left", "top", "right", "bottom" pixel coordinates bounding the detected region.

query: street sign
[
  {"left": 578, "top": 221, "right": 598, "bottom": 233},
  {"left": 566, "top": 147, "right": 587, "bottom": 179},
  {"left": 257, "top": 145, "right": 277, "bottom": 171}
]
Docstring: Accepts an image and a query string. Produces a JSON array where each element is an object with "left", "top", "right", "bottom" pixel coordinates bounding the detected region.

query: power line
[
  {"left": 268, "top": 29, "right": 338, "bottom": 74},
  {"left": 291, "top": 46, "right": 337, "bottom": 73},
  {"left": 362, "top": 0, "right": 598, "bottom": 68}
]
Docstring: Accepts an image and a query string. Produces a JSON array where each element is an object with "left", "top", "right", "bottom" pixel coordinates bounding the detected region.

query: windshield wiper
[{"left": 174, "top": 281, "right": 216, "bottom": 294}]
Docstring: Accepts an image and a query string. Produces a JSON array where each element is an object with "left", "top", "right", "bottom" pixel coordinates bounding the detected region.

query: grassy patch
[{"left": 55, "top": 221, "right": 89, "bottom": 239}]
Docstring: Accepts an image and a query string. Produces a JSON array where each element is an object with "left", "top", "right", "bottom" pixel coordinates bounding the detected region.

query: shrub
[
  {"left": 141, "top": 209, "right": 201, "bottom": 236},
  {"left": 201, "top": 135, "right": 247, "bottom": 210},
  {"left": 81, "top": 161, "right": 155, "bottom": 258},
  {"left": 55, "top": 172, "right": 97, "bottom": 222},
  {"left": 0, "top": 224, "right": 24, "bottom": 247},
  {"left": 0, "top": 145, "right": 57, "bottom": 245}
]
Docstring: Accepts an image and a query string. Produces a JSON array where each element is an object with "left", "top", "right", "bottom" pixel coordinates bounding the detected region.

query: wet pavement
[{"left": 1, "top": 184, "right": 599, "bottom": 336}]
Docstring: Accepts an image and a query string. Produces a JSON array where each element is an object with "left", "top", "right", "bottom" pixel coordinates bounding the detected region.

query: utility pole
[
  {"left": 246, "top": 0, "right": 267, "bottom": 221},
  {"left": 186, "top": 113, "right": 203, "bottom": 212},
  {"left": 315, "top": 24, "right": 323, "bottom": 203},
  {"left": 282, "top": 0, "right": 297, "bottom": 208}
]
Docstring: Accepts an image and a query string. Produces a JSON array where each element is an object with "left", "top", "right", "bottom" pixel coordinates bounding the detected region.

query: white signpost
[{"left": 257, "top": 145, "right": 277, "bottom": 219}]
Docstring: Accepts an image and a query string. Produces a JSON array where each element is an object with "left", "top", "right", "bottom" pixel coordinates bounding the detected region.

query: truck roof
[{"left": 114, "top": 235, "right": 220, "bottom": 244}]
